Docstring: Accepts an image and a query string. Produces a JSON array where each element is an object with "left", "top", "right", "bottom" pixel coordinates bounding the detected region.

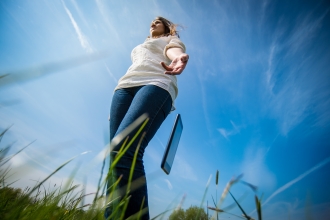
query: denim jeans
[{"left": 105, "top": 85, "right": 172, "bottom": 219}]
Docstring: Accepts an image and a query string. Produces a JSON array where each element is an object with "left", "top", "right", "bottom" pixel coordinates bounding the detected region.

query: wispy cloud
[
  {"left": 164, "top": 179, "right": 173, "bottom": 190},
  {"left": 262, "top": 201, "right": 330, "bottom": 220},
  {"left": 262, "top": 156, "right": 330, "bottom": 207},
  {"left": 173, "top": 155, "right": 198, "bottom": 181},
  {"left": 197, "top": 71, "right": 213, "bottom": 138},
  {"left": 261, "top": 32, "right": 304, "bottom": 136},
  {"left": 218, "top": 120, "right": 241, "bottom": 140},
  {"left": 240, "top": 147, "right": 276, "bottom": 190},
  {"left": 95, "top": 0, "right": 122, "bottom": 47},
  {"left": 261, "top": 9, "right": 330, "bottom": 135},
  {"left": 62, "top": 0, "right": 93, "bottom": 53},
  {"left": 259, "top": 0, "right": 270, "bottom": 28},
  {"left": 264, "top": 133, "right": 280, "bottom": 157},
  {"left": 70, "top": 0, "right": 90, "bottom": 28},
  {"left": 104, "top": 62, "right": 118, "bottom": 84},
  {"left": 265, "top": 43, "right": 276, "bottom": 93},
  {"left": 269, "top": 85, "right": 310, "bottom": 135},
  {"left": 285, "top": 9, "right": 329, "bottom": 56}
]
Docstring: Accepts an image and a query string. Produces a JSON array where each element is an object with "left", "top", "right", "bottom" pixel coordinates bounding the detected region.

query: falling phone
[{"left": 161, "top": 114, "right": 183, "bottom": 175}]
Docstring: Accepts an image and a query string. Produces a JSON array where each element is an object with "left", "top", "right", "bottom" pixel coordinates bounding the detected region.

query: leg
[
  {"left": 109, "top": 88, "right": 136, "bottom": 141},
  {"left": 108, "top": 85, "right": 172, "bottom": 219},
  {"left": 105, "top": 87, "right": 135, "bottom": 219}
]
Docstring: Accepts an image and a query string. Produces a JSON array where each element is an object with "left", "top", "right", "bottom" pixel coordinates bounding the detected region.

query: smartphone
[{"left": 161, "top": 114, "right": 183, "bottom": 175}]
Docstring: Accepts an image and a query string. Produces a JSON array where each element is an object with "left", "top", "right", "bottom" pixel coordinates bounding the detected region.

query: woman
[{"left": 106, "top": 16, "right": 189, "bottom": 219}]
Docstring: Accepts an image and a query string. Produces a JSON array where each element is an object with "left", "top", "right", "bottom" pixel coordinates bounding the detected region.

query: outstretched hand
[{"left": 161, "top": 53, "right": 189, "bottom": 75}]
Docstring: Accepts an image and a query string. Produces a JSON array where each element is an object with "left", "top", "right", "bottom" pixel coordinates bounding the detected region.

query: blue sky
[{"left": 1, "top": 0, "right": 330, "bottom": 219}]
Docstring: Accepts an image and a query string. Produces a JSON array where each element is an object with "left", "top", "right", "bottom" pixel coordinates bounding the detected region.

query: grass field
[{"left": 0, "top": 121, "right": 263, "bottom": 220}]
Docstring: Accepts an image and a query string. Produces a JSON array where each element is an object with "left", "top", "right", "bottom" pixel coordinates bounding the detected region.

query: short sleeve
[{"left": 163, "top": 36, "right": 186, "bottom": 59}]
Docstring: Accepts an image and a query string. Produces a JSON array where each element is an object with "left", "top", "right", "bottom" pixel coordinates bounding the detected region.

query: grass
[
  {"left": 1, "top": 118, "right": 264, "bottom": 220},
  {"left": 0, "top": 115, "right": 150, "bottom": 220}
]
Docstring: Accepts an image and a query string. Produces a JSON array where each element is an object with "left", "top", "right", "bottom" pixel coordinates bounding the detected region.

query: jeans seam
[{"left": 144, "top": 91, "right": 171, "bottom": 135}]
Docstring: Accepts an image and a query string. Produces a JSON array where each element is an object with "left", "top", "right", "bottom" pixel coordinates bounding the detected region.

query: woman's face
[{"left": 150, "top": 19, "right": 165, "bottom": 37}]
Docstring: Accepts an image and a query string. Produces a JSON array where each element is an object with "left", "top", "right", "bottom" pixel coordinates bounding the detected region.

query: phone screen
[{"left": 161, "top": 114, "right": 183, "bottom": 174}]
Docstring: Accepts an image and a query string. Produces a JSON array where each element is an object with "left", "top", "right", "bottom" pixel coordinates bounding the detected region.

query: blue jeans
[{"left": 105, "top": 85, "right": 172, "bottom": 219}]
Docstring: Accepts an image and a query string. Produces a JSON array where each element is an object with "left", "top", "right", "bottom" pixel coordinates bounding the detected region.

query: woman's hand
[{"left": 161, "top": 53, "right": 189, "bottom": 75}]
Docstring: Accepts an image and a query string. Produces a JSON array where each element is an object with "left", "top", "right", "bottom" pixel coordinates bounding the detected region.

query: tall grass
[
  {"left": 0, "top": 130, "right": 102, "bottom": 219},
  {"left": 1, "top": 121, "right": 267, "bottom": 220},
  {"left": 0, "top": 115, "right": 152, "bottom": 220},
  {"left": 206, "top": 172, "right": 263, "bottom": 220}
]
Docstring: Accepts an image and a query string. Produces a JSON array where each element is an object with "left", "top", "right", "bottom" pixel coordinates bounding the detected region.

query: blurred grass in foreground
[
  {"left": 0, "top": 114, "right": 154, "bottom": 220},
  {"left": 0, "top": 124, "right": 264, "bottom": 220}
]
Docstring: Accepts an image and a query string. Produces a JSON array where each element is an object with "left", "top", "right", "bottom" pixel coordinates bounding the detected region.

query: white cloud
[
  {"left": 218, "top": 128, "right": 229, "bottom": 139},
  {"left": 104, "top": 62, "right": 118, "bottom": 84},
  {"left": 286, "top": 9, "right": 329, "bottom": 56},
  {"left": 265, "top": 43, "right": 276, "bottom": 93},
  {"left": 218, "top": 120, "right": 242, "bottom": 140},
  {"left": 62, "top": 0, "right": 93, "bottom": 53},
  {"left": 261, "top": 32, "right": 310, "bottom": 136},
  {"left": 197, "top": 72, "right": 212, "bottom": 138},
  {"left": 263, "top": 156, "right": 330, "bottom": 207},
  {"left": 270, "top": 85, "right": 311, "bottom": 135},
  {"left": 260, "top": 200, "right": 330, "bottom": 220},
  {"left": 261, "top": 9, "right": 330, "bottom": 136},
  {"left": 8, "top": 153, "right": 25, "bottom": 167},
  {"left": 95, "top": 0, "right": 122, "bottom": 46},
  {"left": 164, "top": 178, "right": 173, "bottom": 190},
  {"left": 240, "top": 147, "right": 276, "bottom": 190},
  {"left": 172, "top": 155, "right": 198, "bottom": 181},
  {"left": 259, "top": 0, "right": 270, "bottom": 27},
  {"left": 70, "top": 0, "right": 90, "bottom": 28}
]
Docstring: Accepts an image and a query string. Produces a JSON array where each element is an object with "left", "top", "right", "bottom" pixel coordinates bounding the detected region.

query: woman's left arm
[{"left": 161, "top": 47, "right": 189, "bottom": 75}]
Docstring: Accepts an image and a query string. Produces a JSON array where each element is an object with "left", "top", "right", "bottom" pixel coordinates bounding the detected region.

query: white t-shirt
[{"left": 115, "top": 35, "right": 186, "bottom": 110}]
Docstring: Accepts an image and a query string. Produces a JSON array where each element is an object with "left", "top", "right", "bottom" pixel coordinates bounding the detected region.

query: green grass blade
[
  {"left": 197, "top": 174, "right": 212, "bottom": 220},
  {"left": 255, "top": 195, "right": 262, "bottom": 220},
  {"left": 160, "top": 192, "right": 186, "bottom": 220},
  {"left": 109, "top": 113, "right": 148, "bottom": 153},
  {"left": 99, "top": 117, "right": 149, "bottom": 205},
  {"left": 0, "top": 50, "right": 111, "bottom": 87},
  {"left": 217, "top": 174, "right": 243, "bottom": 207},
  {"left": 0, "top": 126, "right": 13, "bottom": 142},
  {"left": 27, "top": 158, "right": 73, "bottom": 197},
  {"left": 0, "top": 140, "right": 35, "bottom": 167},
  {"left": 228, "top": 190, "right": 252, "bottom": 220},
  {"left": 123, "top": 130, "right": 147, "bottom": 218},
  {"left": 127, "top": 132, "right": 146, "bottom": 197},
  {"left": 104, "top": 117, "right": 149, "bottom": 219},
  {"left": 109, "top": 118, "right": 149, "bottom": 172},
  {"left": 137, "top": 196, "right": 146, "bottom": 220},
  {"left": 240, "top": 180, "right": 258, "bottom": 193},
  {"left": 211, "top": 195, "right": 217, "bottom": 207},
  {"left": 151, "top": 209, "right": 171, "bottom": 220},
  {"left": 93, "top": 148, "right": 109, "bottom": 203}
]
